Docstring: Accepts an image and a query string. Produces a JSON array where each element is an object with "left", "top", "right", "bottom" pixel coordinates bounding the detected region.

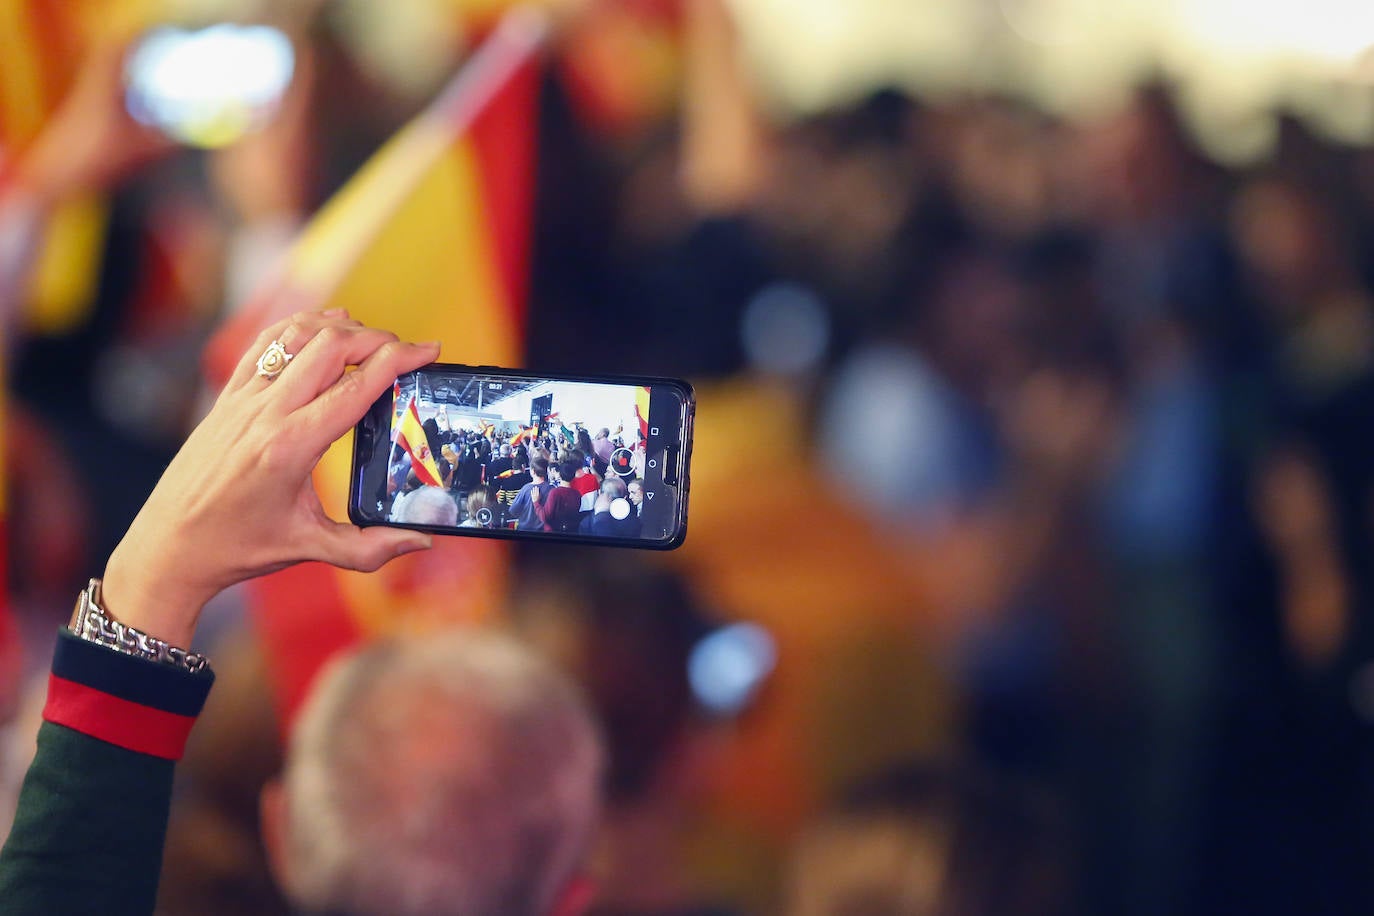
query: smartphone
[
  {"left": 349, "top": 365, "right": 695, "bottom": 549},
  {"left": 124, "top": 24, "right": 295, "bottom": 148}
]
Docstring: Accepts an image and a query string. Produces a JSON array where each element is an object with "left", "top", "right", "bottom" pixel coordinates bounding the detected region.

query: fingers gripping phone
[{"left": 349, "top": 365, "right": 694, "bottom": 549}]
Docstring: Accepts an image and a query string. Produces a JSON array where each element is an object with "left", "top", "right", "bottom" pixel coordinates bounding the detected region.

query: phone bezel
[{"left": 348, "top": 363, "right": 694, "bottom": 550}]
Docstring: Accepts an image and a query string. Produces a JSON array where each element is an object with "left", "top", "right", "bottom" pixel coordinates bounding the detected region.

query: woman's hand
[{"left": 102, "top": 310, "right": 439, "bottom": 647}]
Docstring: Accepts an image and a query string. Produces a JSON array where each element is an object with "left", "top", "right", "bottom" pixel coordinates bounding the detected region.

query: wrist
[
  {"left": 69, "top": 578, "right": 211, "bottom": 674},
  {"left": 101, "top": 553, "right": 213, "bottom": 650}
]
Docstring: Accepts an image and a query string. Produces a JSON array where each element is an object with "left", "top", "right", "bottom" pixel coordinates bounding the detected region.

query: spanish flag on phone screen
[
  {"left": 203, "top": 11, "right": 545, "bottom": 729},
  {"left": 396, "top": 398, "right": 444, "bottom": 487}
]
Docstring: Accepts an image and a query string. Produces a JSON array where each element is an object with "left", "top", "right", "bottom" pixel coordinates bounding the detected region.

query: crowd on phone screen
[{"left": 388, "top": 413, "right": 646, "bottom": 538}]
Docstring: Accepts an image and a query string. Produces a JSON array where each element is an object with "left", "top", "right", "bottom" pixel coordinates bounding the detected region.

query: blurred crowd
[{"left": 6, "top": 0, "right": 1374, "bottom": 913}]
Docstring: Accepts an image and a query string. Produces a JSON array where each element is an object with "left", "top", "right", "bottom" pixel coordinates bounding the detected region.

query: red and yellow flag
[
  {"left": 204, "top": 10, "right": 545, "bottom": 729},
  {"left": 634, "top": 385, "right": 651, "bottom": 440},
  {"left": 396, "top": 398, "right": 444, "bottom": 487},
  {"left": 0, "top": 1, "right": 131, "bottom": 336}
]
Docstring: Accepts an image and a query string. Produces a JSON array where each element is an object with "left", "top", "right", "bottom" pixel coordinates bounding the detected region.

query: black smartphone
[{"left": 349, "top": 364, "right": 694, "bottom": 549}]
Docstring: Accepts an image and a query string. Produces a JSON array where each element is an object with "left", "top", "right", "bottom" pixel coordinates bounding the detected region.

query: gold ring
[{"left": 256, "top": 340, "right": 293, "bottom": 380}]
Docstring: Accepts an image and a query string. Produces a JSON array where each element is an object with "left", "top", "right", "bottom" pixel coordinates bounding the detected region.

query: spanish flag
[
  {"left": 508, "top": 425, "right": 537, "bottom": 447},
  {"left": 634, "top": 385, "right": 651, "bottom": 440},
  {"left": 395, "top": 398, "right": 444, "bottom": 487},
  {"left": 203, "top": 10, "right": 546, "bottom": 728}
]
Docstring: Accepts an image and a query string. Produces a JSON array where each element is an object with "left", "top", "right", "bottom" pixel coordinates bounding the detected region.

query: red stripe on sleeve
[{"left": 42, "top": 673, "right": 198, "bottom": 761}]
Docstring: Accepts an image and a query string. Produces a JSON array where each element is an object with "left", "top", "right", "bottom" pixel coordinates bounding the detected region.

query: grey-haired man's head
[{"left": 264, "top": 630, "right": 604, "bottom": 916}]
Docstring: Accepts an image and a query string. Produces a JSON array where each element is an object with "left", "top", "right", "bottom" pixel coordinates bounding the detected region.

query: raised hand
[{"left": 102, "top": 310, "right": 438, "bottom": 647}]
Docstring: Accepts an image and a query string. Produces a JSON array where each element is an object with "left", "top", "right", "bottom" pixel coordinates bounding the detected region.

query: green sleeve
[{"left": 0, "top": 721, "right": 177, "bottom": 915}]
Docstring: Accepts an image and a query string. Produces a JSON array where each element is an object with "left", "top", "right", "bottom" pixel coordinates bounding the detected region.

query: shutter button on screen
[{"left": 610, "top": 448, "right": 634, "bottom": 476}]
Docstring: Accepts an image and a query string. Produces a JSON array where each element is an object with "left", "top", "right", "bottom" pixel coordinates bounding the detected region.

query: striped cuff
[{"left": 42, "top": 630, "right": 215, "bottom": 760}]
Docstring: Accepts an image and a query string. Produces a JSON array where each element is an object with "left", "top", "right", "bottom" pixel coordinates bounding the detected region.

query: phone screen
[{"left": 350, "top": 366, "right": 693, "bottom": 549}]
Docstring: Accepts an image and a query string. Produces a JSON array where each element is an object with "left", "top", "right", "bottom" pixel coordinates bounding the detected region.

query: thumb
[{"left": 314, "top": 523, "right": 433, "bottom": 572}]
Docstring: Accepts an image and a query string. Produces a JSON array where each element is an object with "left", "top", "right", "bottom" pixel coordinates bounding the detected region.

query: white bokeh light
[
  {"left": 688, "top": 623, "right": 778, "bottom": 717},
  {"left": 126, "top": 24, "right": 295, "bottom": 147},
  {"left": 740, "top": 282, "right": 830, "bottom": 376}
]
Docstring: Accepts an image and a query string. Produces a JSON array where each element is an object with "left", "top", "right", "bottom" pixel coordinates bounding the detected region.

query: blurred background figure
[
  {"left": 7, "top": 0, "right": 1374, "bottom": 913},
  {"left": 508, "top": 554, "right": 737, "bottom": 916},
  {"left": 785, "top": 761, "right": 1070, "bottom": 916}
]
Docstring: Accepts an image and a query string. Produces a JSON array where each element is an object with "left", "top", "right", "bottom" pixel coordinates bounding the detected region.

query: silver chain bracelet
[{"left": 72, "top": 578, "right": 211, "bottom": 675}]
